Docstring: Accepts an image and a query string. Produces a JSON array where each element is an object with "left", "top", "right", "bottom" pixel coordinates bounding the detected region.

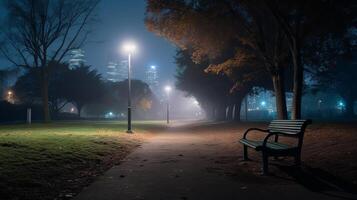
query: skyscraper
[
  {"left": 68, "top": 49, "right": 85, "bottom": 69},
  {"left": 145, "top": 65, "right": 159, "bottom": 89},
  {"left": 106, "top": 60, "right": 128, "bottom": 82}
]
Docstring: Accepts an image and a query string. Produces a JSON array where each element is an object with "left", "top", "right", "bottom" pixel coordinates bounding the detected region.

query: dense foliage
[{"left": 146, "top": 0, "right": 356, "bottom": 120}]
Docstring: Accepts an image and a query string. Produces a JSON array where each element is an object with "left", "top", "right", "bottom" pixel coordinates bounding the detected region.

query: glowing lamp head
[
  {"left": 122, "top": 42, "right": 136, "bottom": 54},
  {"left": 193, "top": 100, "right": 199, "bottom": 105},
  {"left": 261, "top": 101, "right": 266, "bottom": 106},
  {"left": 151, "top": 65, "right": 156, "bottom": 69},
  {"left": 339, "top": 101, "right": 344, "bottom": 106},
  {"left": 7, "top": 91, "right": 12, "bottom": 95},
  {"left": 164, "top": 86, "right": 172, "bottom": 93}
]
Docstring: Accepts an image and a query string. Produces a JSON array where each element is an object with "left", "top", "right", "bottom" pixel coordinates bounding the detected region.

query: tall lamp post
[
  {"left": 122, "top": 42, "right": 136, "bottom": 133},
  {"left": 164, "top": 86, "right": 172, "bottom": 124}
]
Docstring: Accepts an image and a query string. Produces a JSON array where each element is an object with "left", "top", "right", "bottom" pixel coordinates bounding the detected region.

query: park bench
[{"left": 239, "top": 119, "right": 311, "bottom": 175}]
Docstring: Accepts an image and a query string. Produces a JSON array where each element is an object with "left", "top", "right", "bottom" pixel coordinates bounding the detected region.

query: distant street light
[
  {"left": 193, "top": 100, "right": 199, "bottom": 106},
  {"left": 7, "top": 90, "right": 14, "bottom": 104},
  {"left": 318, "top": 99, "right": 322, "bottom": 111},
  {"left": 339, "top": 101, "right": 344, "bottom": 107},
  {"left": 164, "top": 85, "right": 172, "bottom": 124},
  {"left": 122, "top": 41, "right": 136, "bottom": 133},
  {"left": 261, "top": 101, "right": 266, "bottom": 106}
]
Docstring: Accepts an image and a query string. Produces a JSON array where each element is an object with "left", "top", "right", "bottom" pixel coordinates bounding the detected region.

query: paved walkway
[{"left": 74, "top": 122, "right": 355, "bottom": 200}]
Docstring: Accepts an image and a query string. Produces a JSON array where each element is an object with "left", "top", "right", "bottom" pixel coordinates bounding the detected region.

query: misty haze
[{"left": 0, "top": 0, "right": 356, "bottom": 200}]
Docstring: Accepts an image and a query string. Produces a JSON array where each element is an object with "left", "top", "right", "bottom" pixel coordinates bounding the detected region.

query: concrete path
[{"left": 74, "top": 122, "right": 355, "bottom": 200}]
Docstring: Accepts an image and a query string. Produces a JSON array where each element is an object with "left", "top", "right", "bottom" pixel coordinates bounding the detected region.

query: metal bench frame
[{"left": 240, "top": 120, "right": 312, "bottom": 175}]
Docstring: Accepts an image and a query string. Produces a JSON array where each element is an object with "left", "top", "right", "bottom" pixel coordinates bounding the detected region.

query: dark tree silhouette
[
  {"left": 176, "top": 50, "right": 271, "bottom": 121},
  {"left": 146, "top": 0, "right": 290, "bottom": 119},
  {"left": 64, "top": 66, "right": 103, "bottom": 117},
  {"left": 264, "top": 0, "right": 356, "bottom": 119},
  {"left": 146, "top": 0, "right": 356, "bottom": 119},
  {"left": 86, "top": 80, "right": 158, "bottom": 119},
  {"left": 0, "top": 68, "right": 18, "bottom": 97},
  {"left": 14, "top": 62, "right": 70, "bottom": 117},
  {"left": 0, "top": 0, "right": 99, "bottom": 122}
]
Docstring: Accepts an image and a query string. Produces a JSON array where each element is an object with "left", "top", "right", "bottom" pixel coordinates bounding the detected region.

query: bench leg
[
  {"left": 262, "top": 152, "right": 269, "bottom": 175},
  {"left": 243, "top": 145, "right": 249, "bottom": 160},
  {"left": 295, "top": 153, "right": 301, "bottom": 166}
]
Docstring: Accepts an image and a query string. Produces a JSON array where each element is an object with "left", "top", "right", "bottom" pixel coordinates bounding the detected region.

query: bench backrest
[{"left": 268, "top": 120, "right": 311, "bottom": 136}]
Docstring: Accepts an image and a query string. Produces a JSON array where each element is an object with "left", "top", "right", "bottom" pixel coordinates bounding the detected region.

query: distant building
[
  {"left": 69, "top": 49, "right": 85, "bottom": 69},
  {"left": 106, "top": 60, "right": 128, "bottom": 82},
  {"left": 145, "top": 65, "right": 159, "bottom": 90}
]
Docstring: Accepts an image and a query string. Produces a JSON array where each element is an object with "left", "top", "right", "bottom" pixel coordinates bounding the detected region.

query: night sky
[{"left": 0, "top": 0, "right": 177, "bottom": 86}]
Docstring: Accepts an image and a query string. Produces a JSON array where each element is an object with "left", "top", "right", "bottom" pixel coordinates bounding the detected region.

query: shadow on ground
[{"left": 275, "top": 164, "right": 357, "bottom": 200}]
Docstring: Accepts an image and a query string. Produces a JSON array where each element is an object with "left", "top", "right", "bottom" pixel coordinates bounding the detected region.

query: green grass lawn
[{"left": 0, "top": 121, "right": 164, "bottom": 200}]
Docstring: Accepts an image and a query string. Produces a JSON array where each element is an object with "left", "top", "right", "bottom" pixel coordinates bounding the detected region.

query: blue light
[
  {"left": 338, "top": 101, "right": 344, "bottom": 107},
  {"left": 109, "top": 112, "right": 113, "bottom": 116},
  {"left": 150, "top": 65, "right": 156, "bottom": 69},
  {"left": 261, "top": 101, "right": 266, "bottom": 106}
]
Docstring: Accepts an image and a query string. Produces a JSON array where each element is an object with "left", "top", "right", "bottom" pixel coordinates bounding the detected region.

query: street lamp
[
  {"left": 7, "top": 90, "right": 14, "bottom": 103},
  {"left": 164, "top": 85, "right": 172, "bottom": 124},
  {"left": 122, "top": 42, "right": 136, "bottom": 133},
  {"left": 318, "top": 99, "right": 322, "bottom": 111},
  {"left": 261, "top": 101, "right": 266, "bottom": 107}
]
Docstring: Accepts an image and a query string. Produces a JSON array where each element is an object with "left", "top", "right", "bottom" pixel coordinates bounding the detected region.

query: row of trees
[
  {"left": 0, "top": 0, "right": 100, "bottom": 122},
  {"left": 146, "top": 0, "right": 356, "bottom": 120},
  {"left": 11, "top": 62, "right": 158, "bottom": 119}
]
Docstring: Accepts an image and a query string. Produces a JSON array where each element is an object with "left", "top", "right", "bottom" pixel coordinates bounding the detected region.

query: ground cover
[{"left": 0, "top": 121, "right": 163, "bottom": 200}]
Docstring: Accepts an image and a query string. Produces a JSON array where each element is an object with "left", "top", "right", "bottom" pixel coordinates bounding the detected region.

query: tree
[
  {"left": 64, "top": 66, "right": 103, "bottom": 117},
  {"left": 176, "top": 50, "right": 271, "bottom": 121},
  {"left": 146, "top": 0, "right": 289, "bottom": 119},
  {"left": 264, "top": 0, "right": 356, "bottom": 119},
  {"left": 332, "top": 54, "right": 357, "bottom": 118},
  {"left": 0, "top": 68, "right": 18, "bottom": 97},
  {"left": 0, "top": 0, "right": 99, "bottom": 122},
  {"left": 310, "top": 46, "right": 357, "bottom": 118},
  {"left": 146, "top": 0, "right": 355, "bottom": 119},
  {"left": 87, "top": 80, "right": 159, "bottom": 119},
  {"left": 13, "top": 61, "right": 71, "bottom": 117}
]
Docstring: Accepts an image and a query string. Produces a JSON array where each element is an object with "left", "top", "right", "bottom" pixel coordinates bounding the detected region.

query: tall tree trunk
[
  {"left": 41, "top": 70, "right": 51, "bottom": 122},
  {"left": 235, "top": 100, "right": 242, "bottom": 122},
  {"left": 226, "top": 105, "right": 231, "bottom": 121},
  {"left": 235, "top": 102, "right": 241, "bottom": 121},
  {"left": 216, "top": 104, "right": 226, "bottom": 121},
  {"left": 272, "top": 69, "right": 288, "bottom": 120},
  {"left": 77, "top": 104, "right": 83, "bottom": 118},
  {"left": 232, "top": 104, "right": 236, "bottom": 121},
  {"left": 203, "top": 104, "right": 215, "bottom": 120},
  {"left": 291, "top": 43, "right": 303, "bottom": 120}
]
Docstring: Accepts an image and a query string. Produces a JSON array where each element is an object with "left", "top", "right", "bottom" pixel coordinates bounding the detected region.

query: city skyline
[{"left": 0, "top": 1, "right": 177, "bottom": 85}]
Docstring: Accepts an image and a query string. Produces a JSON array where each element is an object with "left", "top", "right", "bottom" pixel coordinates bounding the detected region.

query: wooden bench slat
[
  {"left": 269, "top": 129, "right": 302, "bottom": 133},
  {"left": 271, "top": 120, "right": 307, "bottom": 122},
  {"left": 269, "top": 123, "right": 305, "bottom": 126},
  {"left": 269, "top": 123, "right": 305, "bottom": 127},
  {"left": 269, "top": 126, "right": 303, "bottom": 130},
  {"left": 271, "top": 121, "right": 305, "bottom": 124}
]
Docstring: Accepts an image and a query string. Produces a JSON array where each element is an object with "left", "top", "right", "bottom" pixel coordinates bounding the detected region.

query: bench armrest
[{"left": 243, "top": 128, "right": 269, "bottom": 139}]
